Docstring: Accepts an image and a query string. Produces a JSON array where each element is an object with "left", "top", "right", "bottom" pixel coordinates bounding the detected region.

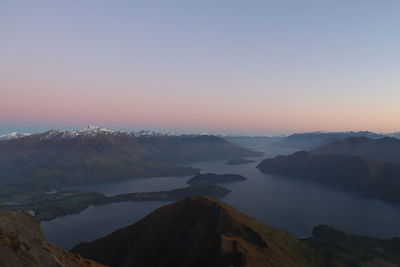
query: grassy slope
[{"left": 71, "top": 196, "right": 324, "bottom": 267}]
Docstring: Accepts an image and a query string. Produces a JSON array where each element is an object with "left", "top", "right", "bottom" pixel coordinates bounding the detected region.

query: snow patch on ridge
[
  {"left": 0, "top": 132, "right": 31, "bottom": 141},
  {"left": 37, "top": 126, "right": 184, "bottom": 140},
  {"left": 39, "top": 126, "right": 116, "bottom": 140}
]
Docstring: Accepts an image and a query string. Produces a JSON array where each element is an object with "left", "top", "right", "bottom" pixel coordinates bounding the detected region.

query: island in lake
[
  {"left": 16, "top": 172, "right": 248, "bottom": 221},
  {"left": 7, "top": 185, "right": 231, "bottom": 221},
  {"left": 187, "top": 173, "right": 247, "bottom": 186},
  {"left": 225, "top": 158, "right": 256, "bottom": 165}
]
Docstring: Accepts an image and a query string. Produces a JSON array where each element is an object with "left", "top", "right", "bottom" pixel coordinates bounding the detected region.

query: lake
[{"left": 41, "top": 139, "right": 400, "bottom": 249}]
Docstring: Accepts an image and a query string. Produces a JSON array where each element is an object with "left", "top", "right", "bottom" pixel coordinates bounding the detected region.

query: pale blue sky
[{"left": 1, "top": 1, "right": 400, "bottom": 135}]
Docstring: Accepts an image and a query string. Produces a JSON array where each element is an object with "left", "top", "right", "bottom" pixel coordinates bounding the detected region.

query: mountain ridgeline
[
  {"left": 274, "top": 131, "right": 385, "bottom": 150},
  {"left": 0, "top": 127, "right": 261, "bottom": 191},
  {"left": 313, "top": 136, "right": 400, "bottom": 162},
  {"left": 71, "top": 196, "right": 324, "bottom": 267}
]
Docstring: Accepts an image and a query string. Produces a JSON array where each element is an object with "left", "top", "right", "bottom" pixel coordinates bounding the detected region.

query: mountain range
[{"left": 0, "top": 126, "right": 260, "bottom": 192}]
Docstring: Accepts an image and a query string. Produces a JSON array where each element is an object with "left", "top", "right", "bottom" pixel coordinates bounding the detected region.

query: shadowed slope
[
  {"left": 0, "top": 206, "right": 105, "bottom": 267},
  {"left": 71, "top": 196, "right": 323, "bottom": 267}
]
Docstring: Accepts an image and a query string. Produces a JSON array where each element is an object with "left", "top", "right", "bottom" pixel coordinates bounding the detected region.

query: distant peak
[
  {"left": 79, "top": 125, "right": 114, "bottom": 133},
  {"left": 129, "top": 130, "right": 182, "bottom": 137},
  {"left": 38, "top": 126, "right": 116, "bottom": 140},
  {"left": 83, "top": 125, "right": 101, "bottom": 131},
  {"left": 34, "top": 128, "right": 187, "bottom": 140},
  {"left": 0, "top": 132, "right": 31, "bottom": 140}
]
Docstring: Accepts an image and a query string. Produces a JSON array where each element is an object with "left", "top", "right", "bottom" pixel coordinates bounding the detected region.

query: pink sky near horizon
[
  {"left": 2, "top": 52, "right": 400, "bottom": 134},
  {"left": 2, "top": 57, "right": 400, "bottom": 135},
  {"left": 1, "top": 1, "right": 400, "bottom": 135},
  {"left": 2, "top": 77, "right": 399, "bottom": 135}
]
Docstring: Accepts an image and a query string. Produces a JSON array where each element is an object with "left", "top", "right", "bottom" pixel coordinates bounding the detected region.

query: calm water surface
[{"left": 41, "top": 141, "right": 400, "bottom": 249}]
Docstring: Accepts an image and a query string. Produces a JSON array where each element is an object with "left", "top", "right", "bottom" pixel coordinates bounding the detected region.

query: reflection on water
[{"left": 41, "top": 141, "right": 400, "bottom": 249}]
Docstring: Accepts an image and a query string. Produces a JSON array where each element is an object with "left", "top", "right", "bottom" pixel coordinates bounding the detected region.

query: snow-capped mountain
[
  {"left": 0, "top": 132, "right": 31, "bottom": 141},
  {"left": 79, "top": 125, "right": 115, "bottom": 134},
  {"left": 0, "top": 126, "right": 260, "bottom": 188},
  {"left": 39, "top": 126, "right": 117, "bottom": 140},
  {"left": 2, "top": 126, "right": 190, "bottom": 142},
  {"left": 129, "top": 130, "right": 182, "bottom": 137},
  {"left": 30, "top": 126, "right": 187, "bottom": 141}
]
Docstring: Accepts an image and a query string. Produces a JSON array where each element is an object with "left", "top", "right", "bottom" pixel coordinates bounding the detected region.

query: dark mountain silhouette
[
  {"left": 71, "top": 196, "right": 324, "bottom": 267},
  {"left": 257, "top": 151, "right": 400, "bottom": 203},
  {"left": 274, "top": 131, "right": 384, "bottom": 150},
  {"left": 313, "top": 136, "right": 400, "bottom": 162},
  {"left": 0, "top": 206, "right": 104, "bottom": 267}
]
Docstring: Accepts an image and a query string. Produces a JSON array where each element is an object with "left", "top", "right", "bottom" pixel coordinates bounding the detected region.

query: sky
[{"left": 1, "top": 1, "right": 400, "bottom": 135}]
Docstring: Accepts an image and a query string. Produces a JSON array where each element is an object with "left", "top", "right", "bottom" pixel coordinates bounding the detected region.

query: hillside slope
[
  {"left": 0, "top": 206, "right": 104, "bottom": 267},
  {"left": 71, "top": 196, "right": 324, "bottom": 267}
]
